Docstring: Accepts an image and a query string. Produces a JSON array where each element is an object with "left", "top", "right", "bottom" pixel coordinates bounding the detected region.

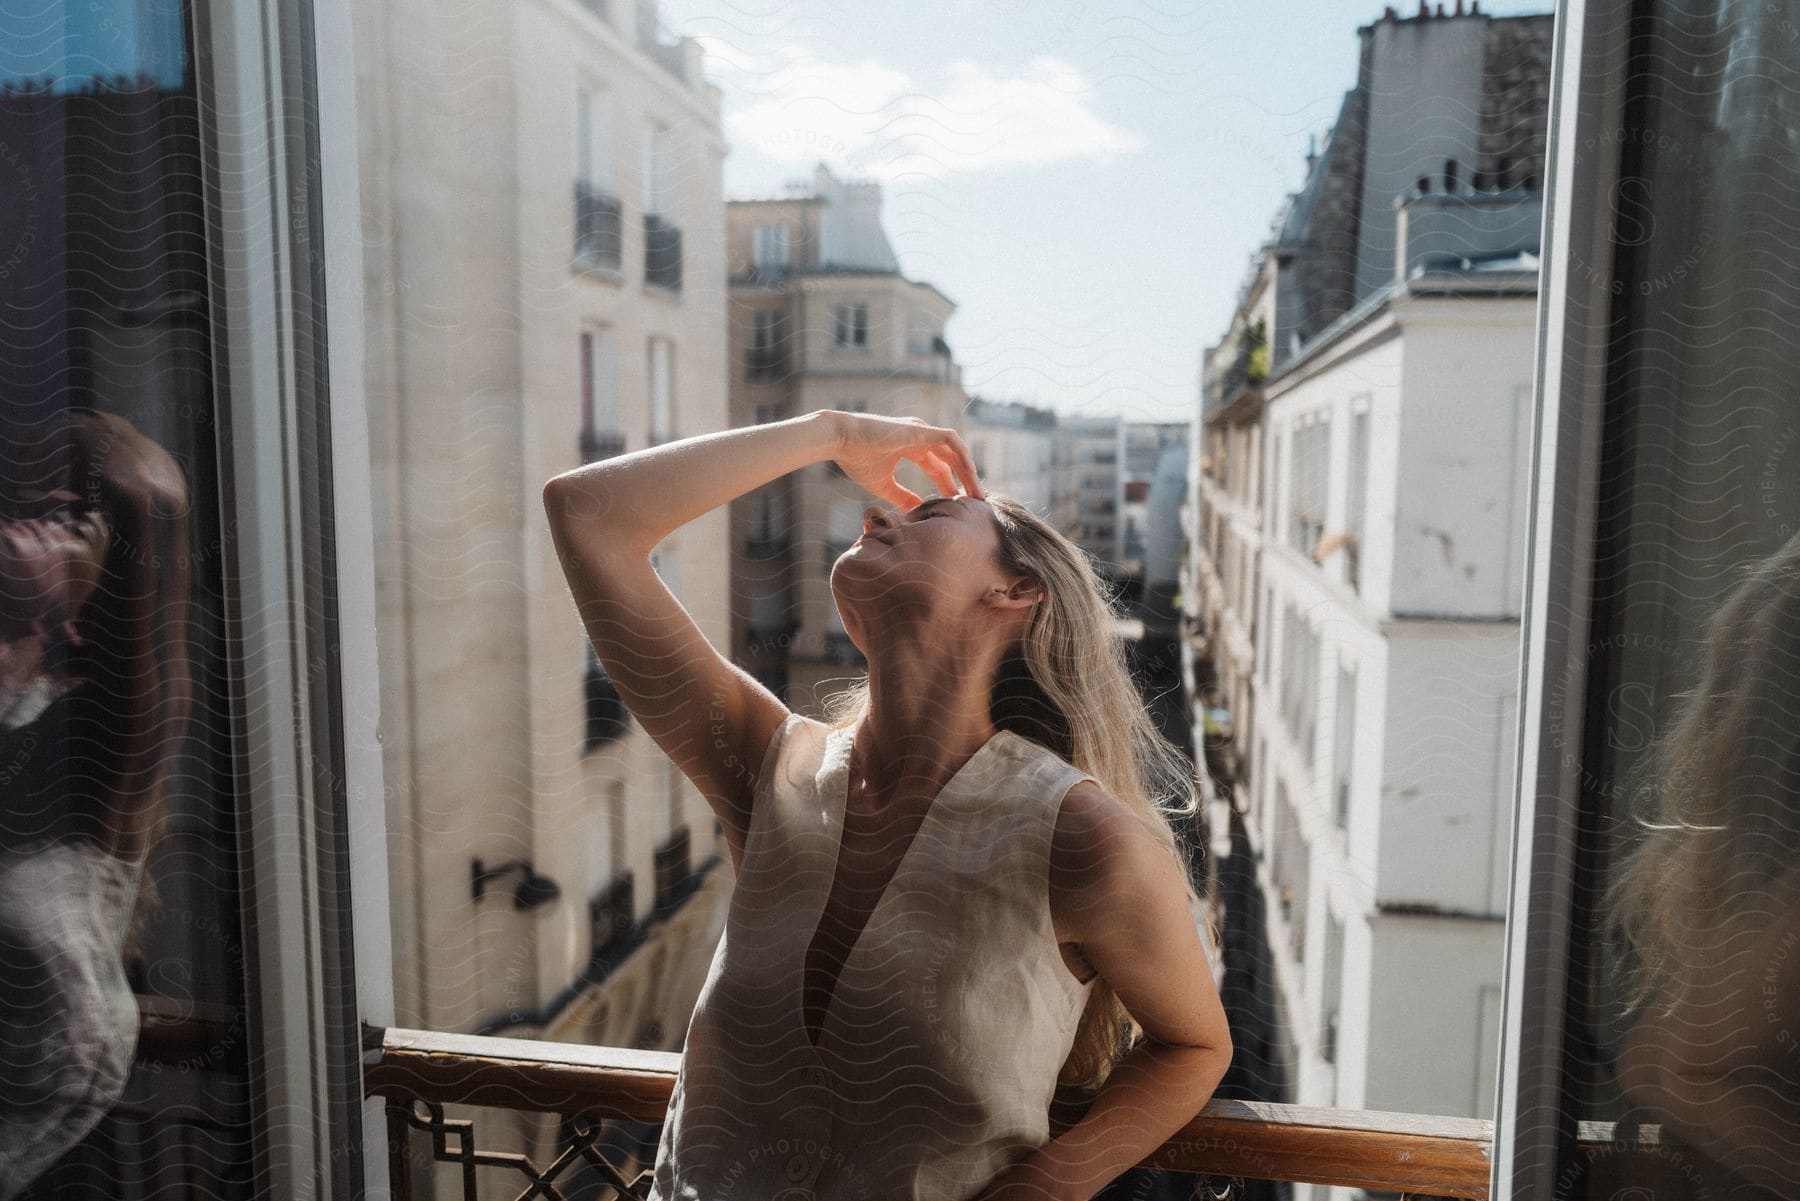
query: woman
[
  {"left": 1, "top": 410, "right": 192, "bottom": 1200},
  {"left": 543, "top": 408, "right": 1232, "bottom": 1201},
  {"left": 1601, "top": 530, "right": 1800, "bottom": 1199}
]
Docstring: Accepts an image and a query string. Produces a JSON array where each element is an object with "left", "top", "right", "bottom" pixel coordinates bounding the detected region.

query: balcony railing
[
  {"left": 643, "top": 213, "right": 682, "bottom": 291},
  {"left": 574, "top": 181, "right": 623, "bottom": 271},
  {"left": 358, "top": 1025, "right": 1502, "bottom": 1199},
  {"left": 114, "top": 1011, "right": 1703, "bottom": 1199}
]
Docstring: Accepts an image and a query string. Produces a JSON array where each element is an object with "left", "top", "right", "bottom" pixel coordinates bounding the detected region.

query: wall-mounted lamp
[{"left": 471, "top": 857, "right": 562, "bottom": 912}]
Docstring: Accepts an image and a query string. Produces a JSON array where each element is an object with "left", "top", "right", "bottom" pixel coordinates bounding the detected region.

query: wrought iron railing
[
  {"left": 574, "top": 182, "right": 623, "bottom": 270},
  {"left": 111, "top": 1013, "right": 1714, "bottom": 1200},
  {"left": 358, "top": 1026, "right": 1499, "bottom": 1199},
  {"left": 643, "top": 214, "right": 682, "bottom": 291}
]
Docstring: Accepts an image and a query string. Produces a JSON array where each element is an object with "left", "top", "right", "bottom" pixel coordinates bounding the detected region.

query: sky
[{"left": 659, "top": 0, "right": 1556, "bottom": 425}]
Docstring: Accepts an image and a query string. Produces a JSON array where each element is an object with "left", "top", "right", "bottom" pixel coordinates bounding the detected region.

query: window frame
[
  {"left": 1490, "top": 0, "right": 1633, "bottom": 1195},
  {"left": 833, "top": 301, "right": 870, "bottom": 349},
  {"left": 194, "top": 0, "right": 391, "bottom": 1193}
]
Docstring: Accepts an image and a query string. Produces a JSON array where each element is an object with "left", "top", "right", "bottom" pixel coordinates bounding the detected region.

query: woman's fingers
[
  {"left": 933, "top": 429, "right": 984, "bottom": 498},
  {"left": 884, "top": 474, "right": 924, "bottom": 510},
  {"left": 917, "top": 448, "right": 959, "bottom": 499}
]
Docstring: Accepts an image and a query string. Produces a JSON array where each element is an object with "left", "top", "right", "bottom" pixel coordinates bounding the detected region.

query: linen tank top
[{"left": 646, "top": 713, "right": 1101, "bottom": 1201}]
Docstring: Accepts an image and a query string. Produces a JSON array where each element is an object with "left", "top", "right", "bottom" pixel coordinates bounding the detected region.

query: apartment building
[
  {"left": 962, "top": 396, "right": 1060, "bottom": 516},
  {"left": 354, "top": 0, "right": 732, "bottom": 1081},
  {"left": 725, "top": 164, "right": 970, "bottom": 708},
  {"left": 1118, "top": 423, "right": 1189, "bottom": 611},
  {"left": 1186, "top": 7, "right": 1553, "bottom": 1187},
  {"left": 1048, "top": 416, "right": 1123, "bottom": 575}
]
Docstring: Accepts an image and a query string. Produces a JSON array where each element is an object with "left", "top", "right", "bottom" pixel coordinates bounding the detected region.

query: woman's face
[{"left": 831, "top": 495, "right": 1015, "bottom": 636}]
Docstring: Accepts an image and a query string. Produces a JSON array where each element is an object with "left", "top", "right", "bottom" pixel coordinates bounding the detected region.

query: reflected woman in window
[
  {"left": 543, "top": 409, "right": 1231, "bottom": 1201},
  {"left": 0, "top": 410, "right": 192, "bottom": 1199},
  {"left": 1603, "top": 529, "right": 1800, "bottom": 1199}
]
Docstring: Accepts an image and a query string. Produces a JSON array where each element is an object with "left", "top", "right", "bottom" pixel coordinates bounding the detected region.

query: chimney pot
[
  {"left": 1455, "top": 0, "right": 1464, "bottom": 12},
  {"left": 1436, "top": 2, "right": 1445, "bottom": 14},
  {"left": 1418, "top": 0, "right": 1429, "bottom": 15}
]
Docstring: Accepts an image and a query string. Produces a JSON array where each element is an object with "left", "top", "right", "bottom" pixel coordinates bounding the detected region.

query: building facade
[
  {"left": 354, "top": 0, "right": 732, "bottom": 1079},
  {"left": 724, "top": 164, "right": 971, "bottom": 709},
  {"left": 1185, "top": 9, "right": 1553, "bottom": 1191}
]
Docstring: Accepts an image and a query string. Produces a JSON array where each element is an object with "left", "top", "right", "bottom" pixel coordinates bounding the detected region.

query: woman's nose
[{"left": 862, "top": 505, "right": 895, "bottom": 536}]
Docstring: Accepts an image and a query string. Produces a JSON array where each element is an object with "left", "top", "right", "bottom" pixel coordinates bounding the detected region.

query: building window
[
  {"left": 747, "top": 308, "right": 787, "bottom": 380},
  {"left": 752, "top": 223, "right": 789, "bottom": 269},
  {"left": 642, "top": 122, "right": 681, "bottom": 290},
  {"left": 1333, "top": 660, "right": 1356, "bottom": 829},
  {"left": 1346, "top": 408, "right": 1370, "bottom": 592},
  {"left": 641, "top": 120, "right": 673, "bottom": 217},
  {"left": 1322, "top": 914, "right": 1345, "bottom": 1068},
  {"left": 833, "top": 302, "right": 869, "bottom": 349},
  {"left": 579, "top": 327, "right": 620, "bottom": 460},
  {"left": 574, "top": 88, "right": 622, "bottom": 269},
  {"left": 648, "top": 336, "right": 674, "bottom": 443},
  {"left": 1289, "top": 417, "right": 1330, "bottom": 559}
]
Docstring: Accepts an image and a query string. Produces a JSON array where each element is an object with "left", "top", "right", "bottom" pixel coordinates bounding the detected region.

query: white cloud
[{"left": 697, "top": 41, "right": 1145, "bottom": 181}]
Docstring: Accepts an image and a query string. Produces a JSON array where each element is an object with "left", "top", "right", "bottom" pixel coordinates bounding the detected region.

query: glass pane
[
  {"left": 0, "top": 2, "right": 256, "bottom": 1194},
  {"left": 1556, "top": 2, "right": 1800, "bottom": 1197}
]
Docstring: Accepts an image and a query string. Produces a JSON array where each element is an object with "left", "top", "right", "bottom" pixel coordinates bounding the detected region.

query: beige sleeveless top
[{"left": 646, "top": 712, "right": 1101, "bottom": 1201}]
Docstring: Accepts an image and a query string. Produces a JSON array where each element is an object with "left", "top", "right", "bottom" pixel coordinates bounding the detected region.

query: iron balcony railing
[
  {"left": 118, "top": 1009, "right": 1702, "bottom": 1199},
  {"left": 643, "top": 213, "right": 682, "bottom": 291},
  {"left": 574, "top": 182, "right": 623, "bottom": 271},
  {"left": 359, "top": 1025, "right": 1502, "bottom": 1200}
]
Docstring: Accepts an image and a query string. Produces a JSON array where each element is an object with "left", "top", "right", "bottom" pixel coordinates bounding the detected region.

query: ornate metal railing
[
  {"left": 574, "top": 182, "right": 624, "bottom": 271},
  {"left": 117, "top": 1015, "right": 1712, "bottom": 1200},
  {"left": 359, "top": 1026, "right": 1497, "bottom": 1200},
  {"left": 643, "top": 213, "right": 682, "bottom": 291}
]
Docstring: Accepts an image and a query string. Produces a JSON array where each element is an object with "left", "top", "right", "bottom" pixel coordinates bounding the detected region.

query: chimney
[
  {"left": 1471, "top": 0, "right": 1481, "bottom": 11},
  {"left": 1454, "top": 0, "right": 1464, "bottom": 13},
  {"left": 1436, "top": 3, "right": 1445, "bottom": 15},
  {"left": 1418, "top": 0, "right": 1429, "bottom": 15}
]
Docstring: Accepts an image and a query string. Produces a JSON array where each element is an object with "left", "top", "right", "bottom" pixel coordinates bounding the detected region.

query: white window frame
[
  {"left": 1492, "top": 1, "right": 1632, "bottom": 1196},
  {"left": 201, "top": 0, "right": 391, "bottom": 1192}
]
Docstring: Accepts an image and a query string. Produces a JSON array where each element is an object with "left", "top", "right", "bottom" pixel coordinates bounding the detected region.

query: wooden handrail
[{"left": 362, "top": 1025, "right": 1494, "bottom": 1197}]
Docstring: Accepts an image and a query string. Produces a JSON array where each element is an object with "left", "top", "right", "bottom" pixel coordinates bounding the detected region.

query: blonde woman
[
  {"left": 1602, "top": 531, "right": 1800, "bottom": 1199},
  {"left": 543, "top": 408, "right": 1231, "bottom": 1201}
]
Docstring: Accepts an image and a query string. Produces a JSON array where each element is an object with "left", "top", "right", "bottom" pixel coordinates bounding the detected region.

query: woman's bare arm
[
  {"left": 978, "top": 781, "right": 1232, "bottom": 1201},
  {"left": 541, "top": 410, "right": 844, "bottom": 870}
]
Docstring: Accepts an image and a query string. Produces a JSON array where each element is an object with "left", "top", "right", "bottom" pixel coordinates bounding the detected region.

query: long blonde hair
[
  {"left": 1600, "top": 529, "right": 1800, "bottom": 1019},
  {"left": 822, "top": 493, "right": 1218, "bottom": 1090}
]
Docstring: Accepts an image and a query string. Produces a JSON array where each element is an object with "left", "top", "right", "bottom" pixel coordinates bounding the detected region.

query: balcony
[
  {"left": 573, "top": 182, "right": 623, "bottom": 271},
  {"left": 643, "top": 213, "right": 682, "bottom": 292},
  {"left": 357, "top": 1025, "right": 1506, "bottom": 1199}
]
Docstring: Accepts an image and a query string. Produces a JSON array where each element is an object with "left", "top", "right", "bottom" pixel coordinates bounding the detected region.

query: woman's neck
[{"left": 854, "top": 647, "right": 1000, "bottom": 808}]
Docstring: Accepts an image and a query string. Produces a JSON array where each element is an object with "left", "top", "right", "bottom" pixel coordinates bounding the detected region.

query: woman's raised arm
[{"left": 541, "top": 410, "right": 841, "bottom": 870}]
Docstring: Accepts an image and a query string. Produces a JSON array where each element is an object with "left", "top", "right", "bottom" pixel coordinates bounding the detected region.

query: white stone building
[
  {"left": 1184, "top": 11, "right": 1553, "bottom": 1194},
  {"left": 354, "top": 0, "right": 732, "bottom": 1076}
]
